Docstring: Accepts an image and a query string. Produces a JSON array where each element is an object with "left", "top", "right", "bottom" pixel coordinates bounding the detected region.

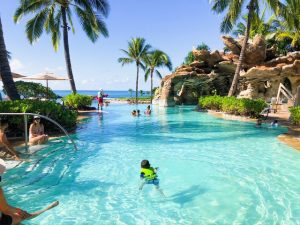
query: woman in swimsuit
[
  {"left": 0, "top": 159, "right": 30, "bottom": 225},
  {"left": 0, "top": 159, "right": 59, "bottom": 225},
  {"left": 0, "top": 120, "right": 20, "bottom": 160},
  {"left": 29, "top": 116, "right": 48, "bottom": 145}
]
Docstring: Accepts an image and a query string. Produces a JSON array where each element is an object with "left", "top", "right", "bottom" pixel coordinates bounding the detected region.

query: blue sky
[{"left": 0, "top": 0, "right": 226, "bottom": 91}]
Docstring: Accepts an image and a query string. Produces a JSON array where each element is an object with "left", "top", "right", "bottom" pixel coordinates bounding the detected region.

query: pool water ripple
[{"left": 3, "top": 104, "right": 300, "bottom": 224}]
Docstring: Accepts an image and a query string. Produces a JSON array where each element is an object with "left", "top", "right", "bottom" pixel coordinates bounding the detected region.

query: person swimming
[
  {"left": 137, "top": 110, "right": 141, "bottom": 116},
  {"left": 271, "top": 120, "right": 278, "bottom": 127},
  {"left": 139, "top": 160, "right": 164, "bottom": 196},
  {"left": 131, "top": 110, "right": 137, "bottom": 116},
  {"left": 145, "top": 105, "right": 151, "bottom": 115}
]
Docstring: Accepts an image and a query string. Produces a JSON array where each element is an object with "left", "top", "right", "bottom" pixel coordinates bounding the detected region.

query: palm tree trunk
[
  {"left": 150, "top": 69, "right": 154, "bottom": 104},
  {"left": 61, "top": 7, "right": 77, "bottom": 94},
  {"left": 0, "top": 17, "right": 20, "bottom": 100},
  {"left": 228, "top": 0, "right": 255, "bottom": 97},
  {"left": 136, "top": 62, "right": 139, "bottom": 104}
]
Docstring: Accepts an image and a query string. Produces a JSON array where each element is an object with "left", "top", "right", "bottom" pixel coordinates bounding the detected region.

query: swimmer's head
[{"left": 141, "top": 160, "right": 150, "bottom": 169}]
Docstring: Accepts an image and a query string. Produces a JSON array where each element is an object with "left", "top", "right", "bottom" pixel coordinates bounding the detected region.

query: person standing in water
[{"left": 97, "top": 89, "right": 108, "bottom": 110}]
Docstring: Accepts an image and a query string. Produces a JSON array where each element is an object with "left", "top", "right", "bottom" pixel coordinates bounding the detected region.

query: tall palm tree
[
  {"left": 144, "top": 50, "right": 172, "bottom": 104},
  {"left": 118, "top": 38, "right": 151, "bottom": 104},
  {"left": 14, "top": 0, "right": 110, "bottom": 94},
  {"left": 211, "top": 0, "right": 281, "bottom": 96},
  {"left": 0, "top": 17, "right": 20, "bottom": 100}
]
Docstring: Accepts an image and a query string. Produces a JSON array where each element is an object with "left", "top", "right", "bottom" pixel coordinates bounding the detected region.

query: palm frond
[
  {"left": 118, "top": 57, "right": 134, "bottom": 66},
  {"left": 26, "top": 8, "right": 49, "bottom": 43},
  {"left": 211, "top": 0, "right": 230, "bottom": 13},
  {"left": 155, "top": 70, "right": 163, "bottom": 79}
]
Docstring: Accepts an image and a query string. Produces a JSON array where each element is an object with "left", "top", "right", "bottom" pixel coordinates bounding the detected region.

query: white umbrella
[
  {"left": 0, "top": 72, "right": 26, "bottom": 80},
  {"left": 22, "top": 72, "right": 69, "bottom": 98}
]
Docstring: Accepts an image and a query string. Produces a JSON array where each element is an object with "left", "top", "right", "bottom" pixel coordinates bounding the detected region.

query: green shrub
[
  {"left": 0, "top": 100, "right": 77, "bottom": 133},
  {"left": 62, "top": 94, "right": 93, "bottom": 110},
  {"left": 199, "top": 95, "right": 267, "bottom": 117},
  {"left": 3, "top": 81, "right": 58, "bottom": 99},
  {"left": 289, "top": 106, "right": 300, "bottom": 124}
]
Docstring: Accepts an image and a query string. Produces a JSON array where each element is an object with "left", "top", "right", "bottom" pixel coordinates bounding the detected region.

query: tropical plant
[
  {"left": 3, "top": 81, "right": 58, "bottom": 99},
  {"left": 275, "top": 0, "right": 300, "bottom": 50},
  {"left": 139, "top": 90, "right": 144, "bottom": 96},
  {"left": 232, "top": 9, "right": 279, "bottom": 38},
  {"left": 0, "top": 17, "right": 20, "bottom": 100},
  {"left": 118, "top": 37, "right": 151, "bottom": 104},
  {"left": 289, "top": 106, "right": 300, "bottom": 124},
  {"left": 211, "top": 0, "right": 280, "bottom": 96},
  {"left": 199, "top": 95, "right": 267, "bottom": 118},
  {"left": 0, "top": 100, "right": 77, "bottom": 132},
  {"left": 144, "top": 50, "right": 172, "bottom": 104},
  {"left": 14, "top": 0, "right": 110, "bottom": 94},
  {"left": 62, "top": 93, "right": 93, "bottom": 110},
  {"left": 128, "top": 88, "right": 133, "bottom": 97},
  {"left": 183, "top": 43, "right": 210, "bottom": 65}
]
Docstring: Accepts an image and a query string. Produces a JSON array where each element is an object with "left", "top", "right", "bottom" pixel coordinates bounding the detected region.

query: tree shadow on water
[{"left": 165, "top": 185, "right": 207, "bottom": 207}]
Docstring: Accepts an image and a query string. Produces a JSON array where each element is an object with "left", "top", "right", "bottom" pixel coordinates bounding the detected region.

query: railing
[
  {"left": 275, "top": 83, "right": 295, "bottom": 112},
  {"left": 0, "top": 113, "right": 77, "bottom": 151}
]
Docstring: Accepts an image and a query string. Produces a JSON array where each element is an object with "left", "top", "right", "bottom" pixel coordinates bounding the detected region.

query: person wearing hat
[
  {"left": 29, "top": 116, "right": 48, "bottom": 145},
  {"left": 0, "top": 120, "right": 20, "bottom": 160},
  {"left": 0, "top": 159, "right": 31, "bottom": 225}
]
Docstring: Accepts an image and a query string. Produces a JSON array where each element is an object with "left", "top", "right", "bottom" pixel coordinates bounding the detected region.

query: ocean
[
  {"left": 54, "top": 90, "right": 149, "bottom": 98},
  {"left": 0, "top": 90, "right": 149, "bottom": 99}
]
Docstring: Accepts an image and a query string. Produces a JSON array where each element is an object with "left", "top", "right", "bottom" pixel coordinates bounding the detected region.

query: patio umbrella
[
  {"left": 0, "top": 72, "right": 26, "bottom": 80},
  {"left": 22, "top": 72, "right": 69, "bottom": 98}
]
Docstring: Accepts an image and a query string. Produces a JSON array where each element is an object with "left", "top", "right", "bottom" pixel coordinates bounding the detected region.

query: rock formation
[{"left": 155, "top": 35, "right": 300, "bottom": 106}]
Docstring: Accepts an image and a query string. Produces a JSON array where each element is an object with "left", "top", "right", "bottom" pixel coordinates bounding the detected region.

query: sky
[{"left": 0, "top": 0, "right": 226, "bottom": 91}]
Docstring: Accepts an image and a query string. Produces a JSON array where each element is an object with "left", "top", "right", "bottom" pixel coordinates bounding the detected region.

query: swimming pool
[{"left": 3, "top": 104, "right": 300, "bottom": 224}]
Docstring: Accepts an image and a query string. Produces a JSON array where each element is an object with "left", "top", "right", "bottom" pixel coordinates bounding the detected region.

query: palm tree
[
  {"left": 211, "top": 0, "right": 281, "bottom": 96},
  {"left": 14, "top": 0, "right": 110, "bottom": 94},
  {"left": 118, "top": 38, "right": 151, "bottom": 104},
  {"left": 144, "top": 50, "right": 172, "bottom": 104},
  {"left": 275, "top": 0, "right": 300, "bottom": 49},
  {"left": 0, "top": 17, "right": 20, "bottom": 100}
]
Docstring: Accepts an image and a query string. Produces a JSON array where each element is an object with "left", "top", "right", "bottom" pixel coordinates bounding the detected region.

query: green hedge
[
  {"left": 62, "top": 94, "right": 93, "bottom": 110},
  {"left": 199, "top": 95, "right": 267, "bottom": 117},
  {"left": 289, "top": 106, "right": 300, "bottom": 124},
  {"left": 0, "top": 100, "right": 77, "bottom": 133}
]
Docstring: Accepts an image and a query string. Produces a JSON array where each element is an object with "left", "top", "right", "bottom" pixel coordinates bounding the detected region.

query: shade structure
[
  {"left": 0, "top": 72, "right": 26, "bottom": 80},
  {"left": 21, "top": 72, "right": 69, "bottom": 99}
]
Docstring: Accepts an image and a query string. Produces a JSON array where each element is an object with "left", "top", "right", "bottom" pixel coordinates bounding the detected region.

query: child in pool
[{"left": 139, "top": 160, "right": 164, "bottom": 196}]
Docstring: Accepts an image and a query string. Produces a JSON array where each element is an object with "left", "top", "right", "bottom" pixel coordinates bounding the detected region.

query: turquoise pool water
[{"left": 3, "top": 104, "right": 300, "bottom": 225}]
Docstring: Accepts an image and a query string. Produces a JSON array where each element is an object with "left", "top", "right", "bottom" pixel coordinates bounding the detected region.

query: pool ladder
[{"left": 0, "top": 113, "right": 77, "bottom": 151}]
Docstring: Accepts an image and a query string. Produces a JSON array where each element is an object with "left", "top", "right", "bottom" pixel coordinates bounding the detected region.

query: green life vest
[{"left": 141, "top": 167, "right": 157, "bottom": 180}]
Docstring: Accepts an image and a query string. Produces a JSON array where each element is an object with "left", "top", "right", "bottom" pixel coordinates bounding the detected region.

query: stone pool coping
[{"left": 206, "top": 110, "right": 300, "bottom": 151}]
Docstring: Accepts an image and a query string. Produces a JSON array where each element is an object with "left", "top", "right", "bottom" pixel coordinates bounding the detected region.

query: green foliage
[
  {"left": 3, "top": 81, "right": 58, "bottom": 99},
  {"left": 0, "top": 100, "right": 77, "bottom": 132},
  {"left": 289, "top": 106, "right": 300, "bottom": 124},
  {"left": 63, "top": 94, "right": 93, "bottom": 109},
  {"left": 183, "top": 43, "right": 210, "bottom": 65},
  {"left": 14, "top": 0, "right": 109, "bottom": 51},
  {"left": 199, "top": 95, "right": 267, "bottom": 118}
]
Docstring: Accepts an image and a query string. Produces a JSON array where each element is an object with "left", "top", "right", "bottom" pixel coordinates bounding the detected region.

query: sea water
[{"left": 3, "top": 104, "right": 300, "bottom": 225}]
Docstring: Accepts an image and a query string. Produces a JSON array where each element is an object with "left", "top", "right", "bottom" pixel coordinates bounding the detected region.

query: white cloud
[{"left": 10, "top": 58, "right": 24, "bottom": 72}]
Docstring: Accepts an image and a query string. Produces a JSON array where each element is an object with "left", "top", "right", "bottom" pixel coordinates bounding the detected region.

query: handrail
[
  {"left": 0, "top": 113, "right": 77, "bottom": 151},
  {"left": 275, "top": 83, "right": 295, "bottom": 113}
]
